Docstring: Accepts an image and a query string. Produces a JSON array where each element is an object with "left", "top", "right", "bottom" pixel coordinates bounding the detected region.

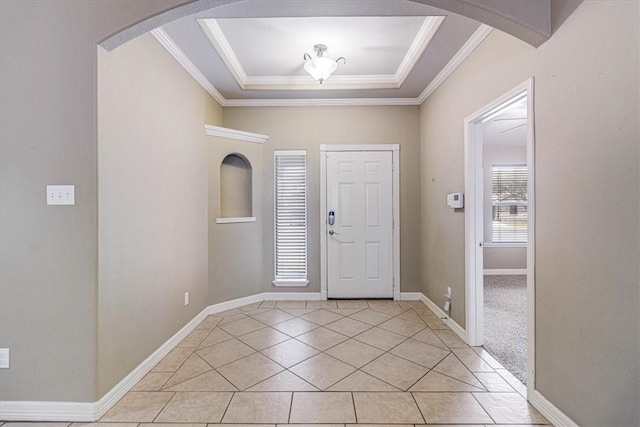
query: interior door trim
[{"left": 320, "top": 144, "right": 400, "bottom": 300}]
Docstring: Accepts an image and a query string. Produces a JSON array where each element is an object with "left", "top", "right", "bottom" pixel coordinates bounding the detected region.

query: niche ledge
[
  {"left": 205, "top": 125, "right": 269, "bottom": 144},
  {"left": 215, "top": 217, "right": 256, "bottom": 224}
]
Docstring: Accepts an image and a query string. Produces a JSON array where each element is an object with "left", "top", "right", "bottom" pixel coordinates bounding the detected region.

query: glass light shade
[{"left": 304, "top": 56, "right": 338, "bottom": 83}]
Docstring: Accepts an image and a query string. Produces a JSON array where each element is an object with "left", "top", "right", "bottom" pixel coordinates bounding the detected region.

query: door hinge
[{"left": 393, "top": 219, "right": 395, "bottom": 229}]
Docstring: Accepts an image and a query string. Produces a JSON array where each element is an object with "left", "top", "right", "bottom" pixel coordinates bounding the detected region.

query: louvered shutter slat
[
  {"left": 274, "top": 151, "right": 307, "bottom": 280},
  {"left": 492, "top": 164, "right": 528, "bottom": 244}
]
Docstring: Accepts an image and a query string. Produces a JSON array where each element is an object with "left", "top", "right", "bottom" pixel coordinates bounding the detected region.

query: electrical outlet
[
  {"left": 184, "top": 292, "right": 189, "bottom": 306},
  {"left": 444, "top": 301, "right": 451, "bottom": 312},
  {"left": 444, "top": 286, "right": 452, "bottom": 300},
  {"left": 0, "top": 348, "right": 10, "bottom": 369},
  {"left": 47, "top": 185, "right": 75, "bottom": 205}
]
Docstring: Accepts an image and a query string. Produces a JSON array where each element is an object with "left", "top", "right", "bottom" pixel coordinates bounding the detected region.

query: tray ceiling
[{"left": 156, "top": 1, "right": 490, "bottom": 106}]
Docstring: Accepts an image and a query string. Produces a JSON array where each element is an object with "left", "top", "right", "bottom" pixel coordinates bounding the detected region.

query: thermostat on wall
[{"left": 447, "top": 192, "right": 464, "bottom": 209}]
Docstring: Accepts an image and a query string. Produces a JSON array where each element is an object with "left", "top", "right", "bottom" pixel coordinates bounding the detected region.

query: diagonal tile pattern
[
  {"left": 217, "top": 352, "right": 284, "bottom": 390},
  {"left": 155, "top": 392, "right": 232, "bottom": 423},
  {"left": 360, "top": 352, "right": 429, "bottom": 390},
  {"left": 289, "top": 353, "right": 355, "bottom": 390},
  {"left": 98, "top": 299, "right": 549, "bottom": 426}
]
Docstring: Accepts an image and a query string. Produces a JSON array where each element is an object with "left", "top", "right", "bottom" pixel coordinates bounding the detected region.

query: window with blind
[
  {"left": 273, "top": 150, "right": 309, "bottom": 286},
  {"left": 492, "top": 164, "right": 528, "bottom": 243}
]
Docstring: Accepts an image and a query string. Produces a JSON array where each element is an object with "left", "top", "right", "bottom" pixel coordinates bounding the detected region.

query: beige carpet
[{"left": 483, "top": 274, "right": 527, "bottom": 384}]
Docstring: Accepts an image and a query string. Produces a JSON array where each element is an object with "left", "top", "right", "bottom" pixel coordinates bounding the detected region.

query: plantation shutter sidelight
[{"left": 274, "top": 150, "right": 308, "bottom": 286}]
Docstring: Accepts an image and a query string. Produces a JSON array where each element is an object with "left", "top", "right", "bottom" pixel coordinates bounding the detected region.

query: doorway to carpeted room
[{"left": 483, "top": 274, "right": 527, "bottom": 384}]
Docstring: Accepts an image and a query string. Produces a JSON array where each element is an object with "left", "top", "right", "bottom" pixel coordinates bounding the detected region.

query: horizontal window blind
[
  {"left": 274, "top": 150, "right": 307, "bottom": 282},
  {"left": 492, "top": 164, "right": 528, "bottom": 243}
]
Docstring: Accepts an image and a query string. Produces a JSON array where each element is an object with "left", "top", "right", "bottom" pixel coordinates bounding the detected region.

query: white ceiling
[
  {"left": 198, "top": 16, "right": 444, "bottom": 90},
  {"left": 155, "top": 0, "right": 488, "bottom": 106},
  {"left": 213, "top": 16, "right": 429, "bottom": 76},
  {"left": 483, "top": 97, "right": 528, "bottom": 146}
]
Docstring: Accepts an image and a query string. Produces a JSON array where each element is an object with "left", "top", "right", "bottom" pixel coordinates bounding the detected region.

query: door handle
[{"left": 329, "top": 229, "right": 339, "bottom": 235}]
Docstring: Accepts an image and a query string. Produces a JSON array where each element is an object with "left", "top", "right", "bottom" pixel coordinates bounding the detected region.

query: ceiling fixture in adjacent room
[{"left": 303, "top": 44, "right": 346, "bottom": 84}]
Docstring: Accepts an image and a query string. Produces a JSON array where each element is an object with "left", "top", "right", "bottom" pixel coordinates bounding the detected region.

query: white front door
[{"left": 326, "top": 151, "right": 394, "bottom": 298}]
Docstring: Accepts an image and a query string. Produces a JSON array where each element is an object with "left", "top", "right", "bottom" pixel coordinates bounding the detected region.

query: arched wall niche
[{"left": 219, "top": 153, "right": 252, "bottom": 219}]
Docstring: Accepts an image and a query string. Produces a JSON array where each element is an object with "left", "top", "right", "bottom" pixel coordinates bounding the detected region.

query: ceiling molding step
[
  {"left": 417, "top": 24, "right": 493, "bottom": 104},
  {"left": 198, "top": 16, "right": 445, "bottom": 91},
  {"left": 222, "top": 98, "right": 421, "bottom": 107},
  {"left": 244, "top": 74, "right": 399, "bottom": 88},
  {"left": 395, "top": 16, "right": 445, "bottom": 86},
  {"left": 199, "top": 19, "right": 248, "bottom": 89},
  {"left": 151, "top": 27, "right": 418, "bottom": 107},
  {"left": 204, "top": 124, "right": 269, "bottom": 143},
  {"left": 150, "top": 28, "right": 227, "bottom": 106}
]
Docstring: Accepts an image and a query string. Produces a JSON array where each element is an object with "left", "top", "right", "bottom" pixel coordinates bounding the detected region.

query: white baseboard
[
  {"left": 483, "top": 268, "right": 527, "bottom": 275},
  {"left": 208, "top": 293, "right": 265, "bottom": 314},
  {"left": 0, "top": 401, "right": 96, "bottom": 422},
  {"left": 95, "top": 305, "right": 209, "bottom": 419},
  {"left": 400, "top": 292, "right": 423, "bottom": 301},
  {"left": 0, "top": 305, "right": 210, "bottom": 422},
  {"left": 9, "top": 290, "right": 576, "bottom": 425},
  {"left": 0, "top": 291, "right": 325, "bottom": 421},
  {"left": 530, "top": 389, "right": 578, "bottom": 427},
  {"left": 420, "top": 294, "right": 468, "bottom": 343}
]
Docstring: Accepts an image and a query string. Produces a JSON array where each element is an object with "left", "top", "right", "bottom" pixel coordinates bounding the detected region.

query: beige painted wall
[
  {"left": 208, "top": 138, "right": 264, "bottom": 304},
  {"left": 97, "top": 33, "right": 222, "bottom": 396},
  {"left": 223, "top": 106, "right": 422, "bottom": 295},
  {"left": 0, "top": 0, "right": 191, "bottom": 402},
  {"left": 483, "top": 144, "right": 527, "bottom": 270},
  {"left": 420, "top": 2, "right": 639, "bottom": 425},
  {"left": 483, "top": 247, "right": 526, "bottom": 270}
]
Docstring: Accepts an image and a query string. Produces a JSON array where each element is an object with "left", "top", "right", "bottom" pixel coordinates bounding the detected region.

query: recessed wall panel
[
  {"left": 365, "top": 161, "right": 380, "bottom": 173},
  {"left": 366, "top": 242, "right": 381, "bottom": 279},
  {"left": 339, "top": 183, "right": 354, "bottom": 228},
  {"left": 339, "top": 242, "right": 355, "bottom": 280},
  {"left": 339, "top": 162, "right": 354, "bottom": 173},
  {"left": 365, "top": 183, "right": 380, "bottom": 228}
]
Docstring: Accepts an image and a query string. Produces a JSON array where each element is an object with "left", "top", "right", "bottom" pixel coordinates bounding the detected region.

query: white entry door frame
[
  {"left": 320, "top": 145, "right": 400, "bottom": 300},
  {"left": 464, "top": 78, "right": 536, "bottom": 393}
]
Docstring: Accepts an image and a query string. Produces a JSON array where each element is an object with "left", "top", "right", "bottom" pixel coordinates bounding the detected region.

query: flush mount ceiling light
[{"left": 303, "top": 44, "right": 346, "bottom": 84}]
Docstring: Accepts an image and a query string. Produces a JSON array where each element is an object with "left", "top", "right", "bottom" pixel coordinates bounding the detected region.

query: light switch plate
[
  {"left": 0, "top": 348, "right": 9, "bottom": 369},
  {"left": 47, "top": 185, "right": 75, "bottom": 205}
]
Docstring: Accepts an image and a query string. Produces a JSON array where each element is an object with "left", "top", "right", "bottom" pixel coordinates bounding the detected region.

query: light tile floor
[{"left": 2, "top": 300, "right": 550, "bottom": 427}]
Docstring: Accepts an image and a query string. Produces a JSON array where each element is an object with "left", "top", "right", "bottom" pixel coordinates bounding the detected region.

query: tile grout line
[
  {"left": 148, "top": 390, "right": 176, "bottom": 423},
  {"left": 283, "top": 367, "right": 322, "bottom": 391},
  {"left": 217, "top": 391, "right": 235, "bottom": 423},
  {"left": 470, "top": 390, "right": 498, "bottom": 425},
  {"left": 350, "top": 391, "right": 358, "bottom": 424},
  {"left": 450, "top": 351, "right": 491, "bottom": 390},
  {"left": 426, "top": 351, "right": 490, "bottom": 391},
  {"left": 114, "top": 300, "right": 531, "bottom": 426},
  {"left": 404, "top": 365, "right": 433, "bottom": 391},
  {"left": 409, "top": 389, "right": 427, "bottom": 424},
  {"left": 286, "top": 391, "right": 293, "bottom": 423},
  {"left": 211, "top": 362, "right": 241, "bottom": 392}
]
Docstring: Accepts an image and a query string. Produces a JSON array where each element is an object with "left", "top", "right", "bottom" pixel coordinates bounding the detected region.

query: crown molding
[
  {"left": 153, "top": 24, "right": 493, "bottom": 107},
  {"left": 243, "top": 74, "right": 399, "bottom": 90},
  {"left": 395, "top": 16, "right": 445, "bottom": 86},
  {"left": 222, "top": 98, "right": 421, "bottom": 107},
  {"left": 150, "top": 28, "right": 226, "bottom": 105},
  {"left": 198, "top": 16, "right": 443, "bottom": 91},
  {"left": 204, "top": 124, "right": 269, "bottom": 143},
  {"left": 417, "top": 24, "right": 493, "bottom": 103},
  {"left": 198, "top": 19, "right": 248, "bottom": 89}
]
